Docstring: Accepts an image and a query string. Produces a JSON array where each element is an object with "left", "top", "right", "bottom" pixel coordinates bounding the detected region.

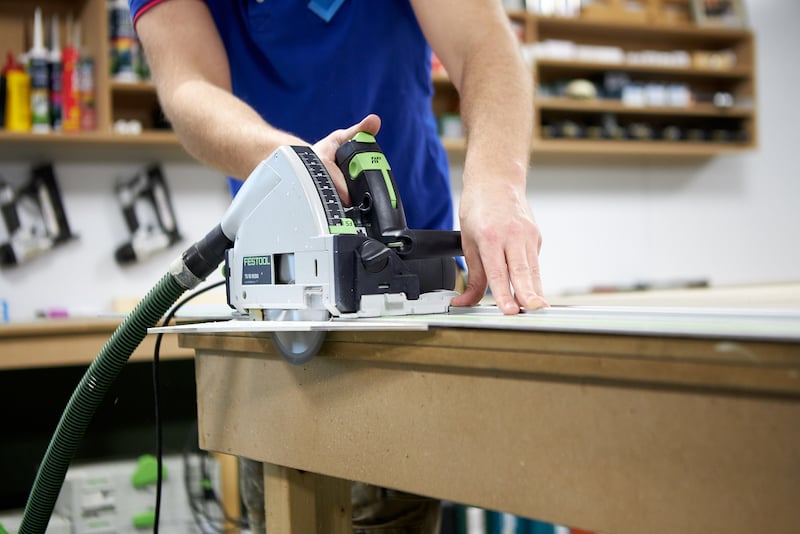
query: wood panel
[{"left": 194, "top": 345, "right": 800, "bottom": 534}]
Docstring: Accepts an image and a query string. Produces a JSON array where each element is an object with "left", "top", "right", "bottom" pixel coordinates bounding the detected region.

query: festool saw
[{"left": 223, "top": 132, "right": 462, "bottom": 363}]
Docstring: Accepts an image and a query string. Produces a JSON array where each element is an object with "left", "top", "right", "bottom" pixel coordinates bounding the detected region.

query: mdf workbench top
[{"left": 180, "top": 318, "right": 800, "bottom": 534}]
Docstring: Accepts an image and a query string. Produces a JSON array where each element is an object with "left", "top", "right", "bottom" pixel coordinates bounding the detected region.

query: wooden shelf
[
  {"left": 110, "top": 80, "right": 158, "bottom": 94},
  {"left": 532, "top": 138, "right": 750, "bottom": 157},
  {"left": 439, "top": 136, "right": 749, "bottom": 159},
  {"left": 0, "top": 318, "right": 193, "bottom": 371},
  {"left": 0, "top": 130, "right": 176, "bottom": 144},
  {"left": 432, "top": 72, "right": 452, "bottom": 85},
  {"left": 537, "top": 97, "right": 754, "bottom": 117},
  {"left": 536, "top": 59, "right": 752, "bottom": 79},
  {"left": 0, "top": 130, "right": 192, "bottom": 161},
  {"left": 435, "top": 8, "right": 757, "bottom": 159},
  {"left": 1, "top": 2, "right": 756, "bottom": 163},
  {"left": 440, "top": 137, "right": 466, "bottom": 152},
  {"left": 532, "top": 14, "right": 753, "bottom": 45}
]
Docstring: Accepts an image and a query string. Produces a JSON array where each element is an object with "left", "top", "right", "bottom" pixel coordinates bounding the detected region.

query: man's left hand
[{"left": 451, "top": 179, "right": 548, "bottom": 315}]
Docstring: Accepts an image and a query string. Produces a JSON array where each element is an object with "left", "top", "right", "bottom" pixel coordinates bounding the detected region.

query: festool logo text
[
  {"left": 371, "top": 156, "right": 382, "bottom": 164},
  {"left": 243, "top": 256, "right": 271, "bottom": 267}
]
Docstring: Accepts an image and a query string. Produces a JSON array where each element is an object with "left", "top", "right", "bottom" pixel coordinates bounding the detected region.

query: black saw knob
[{"left": 358, "top": 239, "right": 393, "bottom": 273}]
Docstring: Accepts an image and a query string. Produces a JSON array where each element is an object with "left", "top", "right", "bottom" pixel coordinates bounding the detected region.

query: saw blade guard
[{"left": 225, "top": 146, "right": 348, "bottom": 319}]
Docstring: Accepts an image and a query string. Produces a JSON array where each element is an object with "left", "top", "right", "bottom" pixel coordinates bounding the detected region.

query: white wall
[
  {"left": 1, "top": 0, "right": 798, "bottom": 321},
  {"left": 0, "top": 162, "right": 231, "bottom": 321}
]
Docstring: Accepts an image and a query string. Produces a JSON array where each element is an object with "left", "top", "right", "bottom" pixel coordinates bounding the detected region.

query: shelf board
[
  {"left": 110, "top": 80, "right": 157, "bottom": 94},
  {"left": 0, "top": 130, "right": 192, "bottom": 161},
  {"left": 432, "top": 72, "right": 452, "bottom": 85},
  {"left": 0, "top": 131, "right": 751, "bottom": 163},
  {"left": 536, "top": 59, "right": 752, "bottom": 79},
  {"left": 537, "top": 97, "right": 754, "bottom": 118},
  {"left": 532, "top": 14, "right": 753, "bottom": 44},
  {"left": 440, "top": 137, "right": 466, "bottom": 152},
  {"left": 532, "top": 138, "right": 752, "bottom": 158},
  {"left": 441, "top": 136, "right": 752, "bottom": 159}
]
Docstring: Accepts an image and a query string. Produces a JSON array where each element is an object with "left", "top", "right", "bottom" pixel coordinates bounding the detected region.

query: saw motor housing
[{"left": 225, "top": 138, "right": 461, "bottom": 319}]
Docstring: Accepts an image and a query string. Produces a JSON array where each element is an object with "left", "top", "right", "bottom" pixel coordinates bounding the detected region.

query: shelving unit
[
  {"left": 0, "top": 0, "right": 188, "bottom": 161},
  {"left": 530, "top": 6, "right": 756, "bottom": 157},
  {"left": 1, "top": 1, "right": 757, "bottom": 162},
  {"left": 433, "top": 3, "right": 757, "bottom": 159}
]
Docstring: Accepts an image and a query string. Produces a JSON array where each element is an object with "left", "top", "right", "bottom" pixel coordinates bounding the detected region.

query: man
[{"left": 131, "top": 1, "right": 547, "bottom": 531}]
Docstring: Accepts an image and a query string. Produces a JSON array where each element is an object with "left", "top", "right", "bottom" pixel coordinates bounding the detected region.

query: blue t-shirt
[{"left": 130, "top": 0, "right": 454, "bottom": 232}]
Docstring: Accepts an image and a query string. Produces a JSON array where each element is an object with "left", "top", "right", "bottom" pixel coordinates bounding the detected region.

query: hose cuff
[
  {"left": 179, "top": 224, "right": 233, "bottom": 285},
  {"left": 169, "top": 258, "right": 204, "bottom": 290}
]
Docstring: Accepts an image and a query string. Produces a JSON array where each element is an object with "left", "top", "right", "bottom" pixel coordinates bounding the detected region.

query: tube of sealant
[
  {"left": 61, "top": 15, "right": 80, "bottom": 132},
  {"left": 29, "top": 7, "right": 51, "bottom": 133},
  {"left": 48, "top": 14, "right": 63, "bottom": 131}
]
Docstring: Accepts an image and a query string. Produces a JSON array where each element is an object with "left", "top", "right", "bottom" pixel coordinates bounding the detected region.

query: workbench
[
  {"left": 177, "top": 285, "right": 800, "bottom": 534},
  {"left": 0, "top": 318, "right": 192, "bottom": 370}
]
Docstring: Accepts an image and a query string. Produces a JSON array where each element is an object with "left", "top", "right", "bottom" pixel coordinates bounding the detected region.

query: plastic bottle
[
  {"left": 29, "top": 7, "right": 51, "bottom": 133},
  {"left": 48, "top": 14, "right": 63, "bottom": 131},
  {"left": 3, "top": 51, "right": 31, "bottom": 132},
  {"left": 61, "top": 14, "right": 80, "bottom": 132},
  {"left": 78, "top": 55, "right": 95, "bottom": 130},
  {"left": 0, "top": 55, "right": 7, "bottom": 129}
]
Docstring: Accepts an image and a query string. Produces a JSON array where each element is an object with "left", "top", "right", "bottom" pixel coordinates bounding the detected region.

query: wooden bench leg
[
  {"left": 213, "top": 453, "right": 242, "bottom": 533},
  {"left": 264, "top": 463, "right": 352, "bottom": 534}
]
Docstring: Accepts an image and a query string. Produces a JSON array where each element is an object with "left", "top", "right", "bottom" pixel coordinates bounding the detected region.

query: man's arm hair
[{"left": 135, "top": 0, "right": 305, "bottom": 180}]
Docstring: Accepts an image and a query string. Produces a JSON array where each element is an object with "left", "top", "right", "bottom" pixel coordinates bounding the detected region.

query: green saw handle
[{"left": 335, "top": 132, "right": 408, "bottom": 238}]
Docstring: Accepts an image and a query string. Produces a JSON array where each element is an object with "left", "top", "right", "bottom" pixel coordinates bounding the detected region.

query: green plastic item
[
  {"left": 132, "top": 511, "right": 156, "bottom": 529},
  {"left": 329, "top": 218, "right": 357, "bottom": 235},
  {"left": 353, "top": 131, "right": 376, "bottom": 143},
  {"left": 131, "top": 454, "right": 168, "bottom": 488},
  {"left": 348, "top": 152, "right": 396, "bottom": 208},
  {"left": 0, "top": 521, "right": 10, "bottom": 534}
]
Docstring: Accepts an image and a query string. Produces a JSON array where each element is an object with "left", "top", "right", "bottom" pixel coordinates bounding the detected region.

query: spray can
[
  {"left": 109, "top": 0, "right": 137, "bottom": 81},
  {"left": 61, "top": 15, "right": 80, "bottom": 132},
  {"left": 3, "top": 52, "right": 31, "bottom": 132},
  {"left": 48, "top": 14, "right": 63, "bottom": 131},
  {"left": 29, "top": 7, "right": 50, "bottom": 133}
]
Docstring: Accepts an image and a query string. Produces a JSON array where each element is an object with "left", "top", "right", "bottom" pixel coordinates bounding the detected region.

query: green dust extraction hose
[
  {"left": 18, "top": 224, "right": 232, "bottom": 534},
  {"left": 18, "top": 273, "right": 186, "bottom": 534}
]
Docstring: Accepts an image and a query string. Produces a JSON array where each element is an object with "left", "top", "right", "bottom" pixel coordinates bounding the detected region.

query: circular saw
[{"left": 223, "top": 134, "right": 462, "bottom": 364}]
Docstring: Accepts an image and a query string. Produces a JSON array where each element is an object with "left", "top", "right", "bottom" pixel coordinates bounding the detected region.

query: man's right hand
[{"left": 311, "top": 114, "right": 382, "bottom": 206}]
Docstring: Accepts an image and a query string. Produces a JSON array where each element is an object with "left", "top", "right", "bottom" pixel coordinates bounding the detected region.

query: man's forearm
[
  {"left": 161, "top": 80, "right": 304, "bottom": 181},
  {"left": 135, "top": 0, "right": 303, "bottom": 181},
  {"left": 457, "top": 29, "right": 533, "bottom": 189}
]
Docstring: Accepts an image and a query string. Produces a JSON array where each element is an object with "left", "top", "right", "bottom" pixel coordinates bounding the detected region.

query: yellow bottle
[{"left": 5, "top": 64, "right": 31, "bottom": 132}]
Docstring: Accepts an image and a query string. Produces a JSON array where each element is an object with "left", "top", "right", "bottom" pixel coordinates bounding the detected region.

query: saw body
[{"left": 224, "top": 138, "right": 461, "bottom": 345}]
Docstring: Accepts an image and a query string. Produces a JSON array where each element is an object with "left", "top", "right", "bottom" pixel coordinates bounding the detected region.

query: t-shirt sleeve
[{"left": 128, "top": 0, "right": 171, "bottom": 28}]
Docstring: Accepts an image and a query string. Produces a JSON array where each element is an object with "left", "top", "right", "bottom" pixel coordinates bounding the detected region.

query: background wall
[{"left": 1, "top": 0, "right": 797, "bottom": 321}]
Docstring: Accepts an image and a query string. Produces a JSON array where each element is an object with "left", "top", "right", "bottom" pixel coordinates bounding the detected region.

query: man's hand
[
  {"left": 312, "top": 114, "right": 381, "bottom": 206},
  {"left": 451, "top": 178, "right": 548, "bottom": 315}
]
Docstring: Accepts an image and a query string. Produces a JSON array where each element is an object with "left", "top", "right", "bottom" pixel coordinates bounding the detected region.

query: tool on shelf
[
  {"left": 0, "top": 163, "right": 75, "bottom": 266},
  {"left": 114, "top": 164, "right": 182, "bottom": 264}
]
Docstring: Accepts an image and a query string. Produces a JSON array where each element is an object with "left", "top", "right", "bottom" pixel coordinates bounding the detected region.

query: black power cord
[{"left": 151, "top": 279, "right": 226, "bottom": 534}]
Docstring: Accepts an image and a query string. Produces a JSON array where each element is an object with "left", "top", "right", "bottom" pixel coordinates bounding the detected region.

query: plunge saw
[{"left": 222, "top": 132, "right": 462, "bottom": 363}]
